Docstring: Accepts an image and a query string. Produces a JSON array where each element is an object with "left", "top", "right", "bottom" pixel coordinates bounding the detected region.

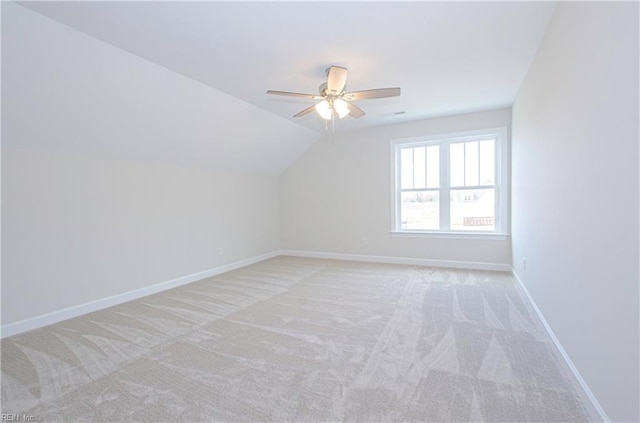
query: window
[{"left": 391, "top": 128, "right": 508, "bottom": 237}]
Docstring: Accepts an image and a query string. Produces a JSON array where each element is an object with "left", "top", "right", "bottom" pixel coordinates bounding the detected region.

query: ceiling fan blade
[
  {"left": 326, "top": 66, "right": 348, "bottom": 94},
  {"left": 293, "top": 104, "right": 317, "bottom": 118},
  {"left": 343, "top": 87, "right": 401, "bottom": 101},
  {"left": 266, "top": 90, "right": 320, "bottom": 99},
  {"left": 346, "top": 101, "right": 365, "bottom": 119}
]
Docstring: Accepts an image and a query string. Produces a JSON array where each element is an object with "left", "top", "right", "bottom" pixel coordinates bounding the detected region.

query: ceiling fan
[{"left": 266, "top": 66, "right": 400, "bottom": 121}]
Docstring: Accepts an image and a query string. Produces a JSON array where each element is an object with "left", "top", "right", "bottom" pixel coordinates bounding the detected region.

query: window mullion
[
  {"left": 396, "top": 145, "right": 402, "bottom": 230},
  {"left": 424, "top": 147, "right": 428, "bottom": 188},
  {"left": 462, "top": 142, "right": 466, "bottom": 187},
  {"left": 476, "top": 141, "right": 481, "bottom": 186},
  {"left": 440, "top": 142, "right": 451, "bottom": 231},
  {"left": 409, "top": 148, "right": 415, "bottom": 190},
  {"left": 494, "top": 142, "right": 501, "bottom": 233}
]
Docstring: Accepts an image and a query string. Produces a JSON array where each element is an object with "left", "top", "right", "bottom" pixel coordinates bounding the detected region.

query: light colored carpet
[{"left": 1, "top": 256, "right": 590, "bottom": 422}]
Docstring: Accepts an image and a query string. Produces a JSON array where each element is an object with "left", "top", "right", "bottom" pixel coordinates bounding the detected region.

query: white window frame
[{"left": 390, "top": 127, "right": 509, "bottom": 240}]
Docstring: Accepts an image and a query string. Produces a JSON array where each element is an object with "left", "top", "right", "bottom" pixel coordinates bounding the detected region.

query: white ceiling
[{"left": 18, "top": 1, "right": 557, "bottom": 133}]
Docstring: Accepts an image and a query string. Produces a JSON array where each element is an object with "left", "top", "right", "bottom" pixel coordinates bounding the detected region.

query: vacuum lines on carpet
[{"left": 1, "top": 256, "right": 590, "bottom": 422}]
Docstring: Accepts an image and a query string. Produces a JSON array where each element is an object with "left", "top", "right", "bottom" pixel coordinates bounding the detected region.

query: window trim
[{"left": 390, "top": 127, "right": 509, "bottom": 237}]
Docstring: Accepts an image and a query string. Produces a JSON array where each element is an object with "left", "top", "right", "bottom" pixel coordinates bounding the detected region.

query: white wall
[
  {"left": 1, "top": 3, "right": 286, "bottom": 327},
  {"left": 511, "top": 2, "right": 639, "bottom": 421},
  {"left": 2, "top": 149, "right": 280, "bottom": 325},
  {"left": 280, "top": 109, "right": 512, "bottom": 268}
]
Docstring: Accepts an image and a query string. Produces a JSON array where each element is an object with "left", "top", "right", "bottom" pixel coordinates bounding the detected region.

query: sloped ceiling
[
  {"left": 16, "top": 1, "right": 556, "bottom": 132},
  {"left": 4, "top": 1, "right": 557, "bottom": 174},
  {"left": 3, "top": 2, "right": 319, "bottom": 175}
]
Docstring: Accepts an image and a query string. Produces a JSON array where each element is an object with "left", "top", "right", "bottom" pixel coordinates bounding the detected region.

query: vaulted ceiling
[
  {"left": 17, "top": 1, "right": 557, "bottom": 133},
  {"left": 5, "top": 1, "right": 556, "bottom": 175}
]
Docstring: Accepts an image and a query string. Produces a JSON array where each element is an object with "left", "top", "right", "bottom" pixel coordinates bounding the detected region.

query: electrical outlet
[
  {"left": 218, "top": 247, "right": 224, "bottom": 256},
  {"left": 523, "top": 257, "right": 527, "bottom": 271},
  {"left": 361, "top": 237, "right": 368, "bottom": 246}
]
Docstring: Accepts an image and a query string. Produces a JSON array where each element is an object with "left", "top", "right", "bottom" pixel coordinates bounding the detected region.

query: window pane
[
  {"left": 426, "top": 145, "right": 439, "bottom": 188},
  {"left": 413, "top": 146, "right": 426, "bottom": 189},
  {"left": 400, "top": 148, "right": 413, "bottom": 189},
  {"left": 450, "top": 188, "right": 495, "bottom": 231},
  {"left": 450, "top": 143, "right": 464, "bottom": 187},
  {"left": 401, "top": 191, "right": 439, "bottom": 230},
  {"left": 465, "top": 141, "right": 479, "bottom": 186},
  {"left": 479, "top": 139, "right": 495, "bottom": 185}
]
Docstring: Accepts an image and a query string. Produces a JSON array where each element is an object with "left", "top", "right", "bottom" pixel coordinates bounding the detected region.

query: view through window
[{"left": 393, "top": 128, "right": 506, "bottom": 234}]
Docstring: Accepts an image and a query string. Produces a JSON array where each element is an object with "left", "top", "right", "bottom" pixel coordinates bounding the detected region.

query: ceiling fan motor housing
[{"left": 319, "top": 82, "right": 344, "bottom": 97}]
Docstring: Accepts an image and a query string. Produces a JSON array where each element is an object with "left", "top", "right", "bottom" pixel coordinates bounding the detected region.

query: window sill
[{"left": 390, "top": 231, "right": 509, "bottom": 240}]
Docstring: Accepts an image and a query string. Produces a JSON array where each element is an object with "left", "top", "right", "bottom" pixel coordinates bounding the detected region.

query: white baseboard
[
  {"left": 281, "top": 249, "right": 511, "bottom": 271},
  {"left": 1, "top": 250, "right": 279, "bottom": 339},
  {"left": 511, "top": 270, "right": 610, "bottom": 423}
]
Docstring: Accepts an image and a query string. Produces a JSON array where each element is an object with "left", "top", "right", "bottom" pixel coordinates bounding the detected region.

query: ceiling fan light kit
[
  {"left": 315, "top": 100, "right": 332, "bottom": 120},
  {"left": 315, "top": 98, "right": 349, "bottom": 120},
  {"left": 267, "top": 65, "right": 400, "bottom": 123}
]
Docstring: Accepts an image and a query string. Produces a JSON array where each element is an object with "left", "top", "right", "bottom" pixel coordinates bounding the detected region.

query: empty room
[{"left": 1, "top": 1, "right": 638, "bottom": 422}]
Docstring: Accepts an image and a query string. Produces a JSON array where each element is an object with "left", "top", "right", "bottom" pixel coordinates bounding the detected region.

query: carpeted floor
[{"left": 1, "top": 256, "right": 591, "bottom": 422}]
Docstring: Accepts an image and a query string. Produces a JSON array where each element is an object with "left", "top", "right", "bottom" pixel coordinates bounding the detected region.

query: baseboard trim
[
  {"left": 280, "top": 249, "right": 511, "bottom": 271},
  {"left": 511, "top": 270, "right": 610, "bottom": 423},
  {"left": 1, "top": 250, "right": 280, "bottom": 339}
]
